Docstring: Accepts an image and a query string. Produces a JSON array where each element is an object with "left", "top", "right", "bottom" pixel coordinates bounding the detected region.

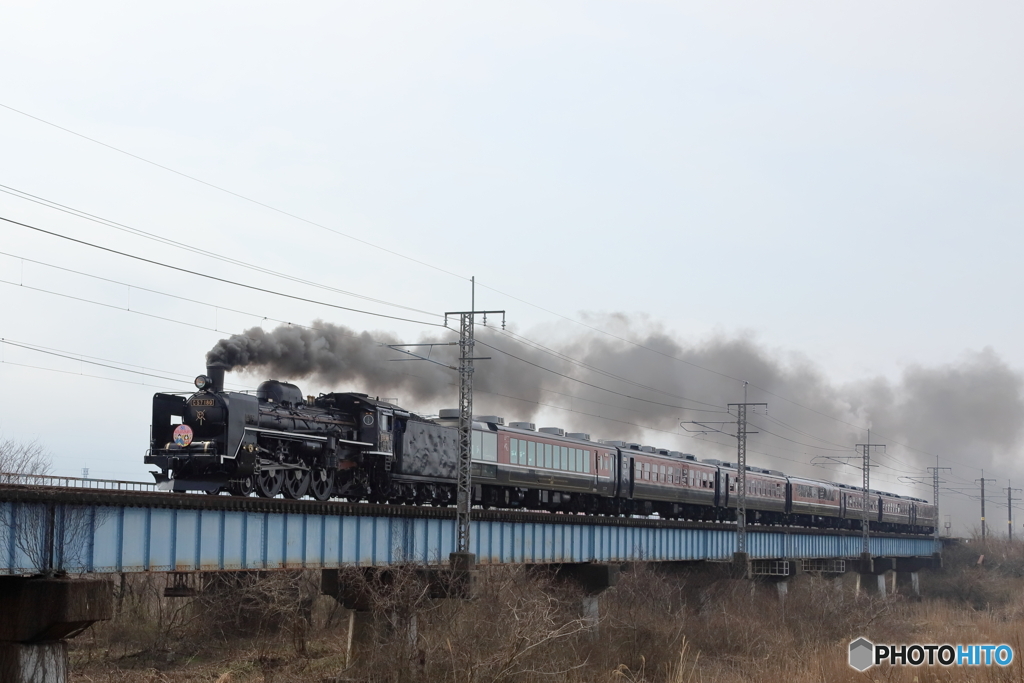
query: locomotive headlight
[{"left": 195, "top": 375, "right": 212, "bottom": 390}]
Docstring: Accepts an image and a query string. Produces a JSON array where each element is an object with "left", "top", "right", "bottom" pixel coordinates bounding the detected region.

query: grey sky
[{"left": 1, "top": 1, "right": 1022, "bottom": 533}]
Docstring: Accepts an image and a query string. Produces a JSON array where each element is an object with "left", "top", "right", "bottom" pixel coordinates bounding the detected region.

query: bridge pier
[
  {"left": 556, "top": 563, "right": 620, "bottom": 637},
  {"left": 0, "top": 577, "right": 112, "bottom": 683}
]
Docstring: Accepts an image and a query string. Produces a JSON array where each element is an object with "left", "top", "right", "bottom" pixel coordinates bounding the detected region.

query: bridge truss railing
[{"left": 0, "top": 472, "right": 155, "bottom": 492}]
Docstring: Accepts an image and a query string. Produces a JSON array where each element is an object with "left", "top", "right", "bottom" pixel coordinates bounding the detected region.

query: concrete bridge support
[
  {"left": 555, "top": 563, "right": 620, "bottom": 638},
  {"left": 0, "top": 577, "right": 112, "bottom": 683}
]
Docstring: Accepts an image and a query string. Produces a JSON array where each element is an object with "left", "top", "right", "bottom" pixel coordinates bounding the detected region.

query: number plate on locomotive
[{"left": 190, "top": 399, "right": 215, "bottom": 407}]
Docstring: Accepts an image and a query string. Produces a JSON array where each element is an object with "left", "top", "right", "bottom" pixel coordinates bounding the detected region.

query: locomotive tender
[{"left": 145, "top": 364, "right": 937, "bottom": 534}]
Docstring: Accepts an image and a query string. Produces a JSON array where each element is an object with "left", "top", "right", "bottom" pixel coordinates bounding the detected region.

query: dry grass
[{"left": 69, "top": 542, "right": 1024, "bottom": 683}]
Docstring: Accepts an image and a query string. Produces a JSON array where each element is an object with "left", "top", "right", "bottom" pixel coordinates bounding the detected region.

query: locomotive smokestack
[{"left": 207, "top": 362, "right": 227, "bottom": 393}]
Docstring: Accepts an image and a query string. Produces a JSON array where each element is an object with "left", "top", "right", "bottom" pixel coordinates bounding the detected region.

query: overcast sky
[{"left": 2, "top": 1, "right": 1022, "bottom": 533}]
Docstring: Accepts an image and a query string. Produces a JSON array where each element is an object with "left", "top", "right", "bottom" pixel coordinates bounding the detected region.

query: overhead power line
[
  {"left": 0, "top": 102, "right": 468, "bottom": 282},
  {"left": 0, "top": 338, "right": 253, "bottom": 389},
  {"left": 0, "top": 214, "right": 445, "bottom": 328},
  {"left": 0, "top": 183, "right": 438, "bottom": 317}
]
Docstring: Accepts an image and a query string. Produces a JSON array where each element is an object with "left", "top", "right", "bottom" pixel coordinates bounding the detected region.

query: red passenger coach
[
  {"left": 609, "top": 443, "right": 724, "bottom": 520},
  {"left": 787, "top": 477, "right": 841, "bottom": 528}
]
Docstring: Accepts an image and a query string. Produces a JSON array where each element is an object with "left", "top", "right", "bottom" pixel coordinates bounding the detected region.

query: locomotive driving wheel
[
  {"left": 282, "top": 469, "right": 311, "bottom": 499},
  {"left": 256, "top": 469, "right": 284, "bottom": 497},
  {"left": 309, "top": 468, "right": 334, "bottom": 501}
]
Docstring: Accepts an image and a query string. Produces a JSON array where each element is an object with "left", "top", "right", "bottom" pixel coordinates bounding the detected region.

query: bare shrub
[
  {"left": 602, "top": 563, "right": 688, "bottom": 672},
  {"left": 0, "top": 435, "right": 52, "bottom": 477}
]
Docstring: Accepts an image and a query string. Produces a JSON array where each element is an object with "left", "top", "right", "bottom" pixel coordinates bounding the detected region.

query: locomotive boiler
[{"left": 146, "top": 363, "right": 456, "bottom": 502}]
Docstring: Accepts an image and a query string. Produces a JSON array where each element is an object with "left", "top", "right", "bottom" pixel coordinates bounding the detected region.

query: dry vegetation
[{"left": 69, "top": 540, "right": 1024, "bottom": 683}]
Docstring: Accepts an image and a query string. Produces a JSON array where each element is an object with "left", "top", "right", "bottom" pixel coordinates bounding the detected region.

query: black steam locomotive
[{"left": 145, "top": 364, "right": 937, "bottom": 534}]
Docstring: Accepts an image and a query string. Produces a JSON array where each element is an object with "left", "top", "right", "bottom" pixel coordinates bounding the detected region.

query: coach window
[
  {"left": 585, "top": 450, "right": 591, "bottom": 473},
  {"left": 528, "top": 441, "right": 536, "bottom": 467},
  {"left": 472, "top": 431, "right": 482, "bottom": 460},
  {"left": 544, "top": 443, "right": 552, "bottom": 468},
  {"left": 561, "top": 446, "right": 568, "bottom": 471},
  {"left": 510, "top": 439, "right": 519, "bottom": 464},
  {"left": 483, "top": 432, "right": 497, "bottom": 461}
]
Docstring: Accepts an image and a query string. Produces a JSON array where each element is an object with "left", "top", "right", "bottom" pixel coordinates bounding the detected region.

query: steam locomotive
[{"left": 145, "top": 364, "right": 938, "bottom": 534}]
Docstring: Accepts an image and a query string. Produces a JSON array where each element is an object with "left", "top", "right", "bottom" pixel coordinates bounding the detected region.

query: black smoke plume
[{"left": 208, "top": 317, "right": 1024, "bottom": 533}]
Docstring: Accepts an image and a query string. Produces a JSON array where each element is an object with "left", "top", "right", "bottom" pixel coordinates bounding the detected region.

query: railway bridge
[{"left": 0, "top": 475, "right": 941, "bottom": 681}]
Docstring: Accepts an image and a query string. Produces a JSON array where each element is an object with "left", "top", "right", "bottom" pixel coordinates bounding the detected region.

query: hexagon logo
[{"left": 849, "top": 637, "right": 875, "bottom": 671}]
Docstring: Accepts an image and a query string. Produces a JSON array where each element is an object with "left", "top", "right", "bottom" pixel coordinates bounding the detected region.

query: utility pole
[
  {"left": 855, "top": 438, "right": 885, "bottom": 557},
  {"left": 1006, "top": 481, "right": 1022, "bottom": 540},
  {"left": 728, "top": 386, "right": 767, "bottom": 559},
  {"left": 385, "top": 278, "right": 505, "bottom": 571},
  {"left": 445, "top": 277, "right": 504, "bottom": 568},
  {"left": 681, "top": 383, "right": 766, "bottom": 575},
  {"left": 977, "top": 471, "right": 996, "bottom": 542},
  {"left": 927, "top": 457, "right": 952, "bottom": 540}
]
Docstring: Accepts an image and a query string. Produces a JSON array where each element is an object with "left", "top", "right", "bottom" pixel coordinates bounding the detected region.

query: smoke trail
[{"left": 208, "top": 317, "right": 1024, "bottom": 531}]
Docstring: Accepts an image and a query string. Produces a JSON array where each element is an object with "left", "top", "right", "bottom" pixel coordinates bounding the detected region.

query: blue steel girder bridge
[{"left": 0, "top": 481, "right": 940, "bottom": 576}]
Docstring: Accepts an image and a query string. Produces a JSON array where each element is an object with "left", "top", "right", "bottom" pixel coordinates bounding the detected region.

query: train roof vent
[
  {"left": 702, "top": 459, "right": 723, "bottom": 465},
  {"left": 767, "top": 470, "right": 786, "bottom": 476},
  {"left": 640, "top": 446, "right": 656, "bottom": 453},
  {"left": 684, "top": 454, "right": 697, "bottom": 461},
  {"left": 539, "top": 427, "right": 565, "bottom": 437},
  {"left": 474, "top": 415, "right": 505, "bottom": 425},
  {"left": 603, "top": 440, "right": 627, "bottom": 447},
  {"left": 657, "top": 449, "right": 671, "bottom": 455},
  {"left": 438, "top": 409, "right": 460, "bottom": 419},
  {"left": 566, "top": 432, "right": 591, "bottom": 441},
  {"left": 509, "top": 421, "right": 536, "bottom": 431},
  {"left": 667, "top": 450, "right": 682, "bottom": 457},
  {"left": 626, "top": 443, "right": 642, "bottom": 450}
]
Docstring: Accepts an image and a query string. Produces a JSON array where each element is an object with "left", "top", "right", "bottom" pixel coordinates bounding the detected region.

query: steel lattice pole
[
  {"left": 862, "top": 444, "right": 870, "bottom": 555},
  {"left": 455, "top": 312, "right": 475, "bottom": 555},
  {"left": 736, "top": 404, "right": 747, "bottom": 555}
]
